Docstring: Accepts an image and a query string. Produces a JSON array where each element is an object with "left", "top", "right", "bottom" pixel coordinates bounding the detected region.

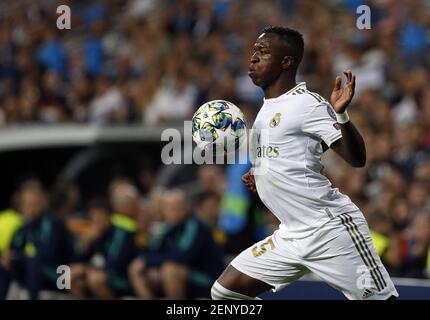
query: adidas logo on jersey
[{"left": 362, "top": 289, "right": 374, "bottom": 299}]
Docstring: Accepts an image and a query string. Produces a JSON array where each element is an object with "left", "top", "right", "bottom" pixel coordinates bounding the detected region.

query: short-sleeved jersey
[{"left": 251, "top": 82, "right": 359, "bottom": 239}]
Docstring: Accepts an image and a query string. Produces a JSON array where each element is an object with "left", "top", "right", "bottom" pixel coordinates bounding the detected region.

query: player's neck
[{"left": 264, "top": 75, "right": 297, "bottom": 100}]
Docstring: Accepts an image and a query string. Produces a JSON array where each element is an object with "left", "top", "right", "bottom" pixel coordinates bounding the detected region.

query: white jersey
[{"left": 251, "top": 82, "right": 359, "bottom": 239}]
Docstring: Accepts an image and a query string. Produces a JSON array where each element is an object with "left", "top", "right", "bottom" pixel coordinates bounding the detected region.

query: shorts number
[{"left": 252, "top": 237, "right": 275, "bottom": 257}]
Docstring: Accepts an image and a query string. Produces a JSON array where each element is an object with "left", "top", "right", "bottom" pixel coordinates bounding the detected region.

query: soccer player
[{"left": 211, "top": 26, "right": 399, "bottom": 300}]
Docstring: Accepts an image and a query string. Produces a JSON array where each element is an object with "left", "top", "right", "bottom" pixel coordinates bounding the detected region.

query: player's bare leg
[
  {"left": 212, "top": 264, "right": 273, "bottom": 299},
  {"left": 159, "top": 261, "right": 188, "bottom": 299}
]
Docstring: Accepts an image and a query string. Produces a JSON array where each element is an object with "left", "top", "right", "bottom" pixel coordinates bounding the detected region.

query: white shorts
[{"left": 230, "top": 211, "right": 399, "bottom": 300}]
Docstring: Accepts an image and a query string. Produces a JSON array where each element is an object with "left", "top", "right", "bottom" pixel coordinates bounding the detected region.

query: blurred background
[{"left": 0, "top": 0, "right": 430, "bottom": 299}]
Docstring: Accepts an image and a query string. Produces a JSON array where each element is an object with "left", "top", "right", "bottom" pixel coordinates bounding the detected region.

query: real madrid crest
[{"left": 269, "top": 112, "right": 281, "bottom": 128}]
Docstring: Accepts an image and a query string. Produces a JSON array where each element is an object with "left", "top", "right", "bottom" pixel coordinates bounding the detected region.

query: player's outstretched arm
[{"left": 329, "top": 71, "right": 366, "bottom": 168}]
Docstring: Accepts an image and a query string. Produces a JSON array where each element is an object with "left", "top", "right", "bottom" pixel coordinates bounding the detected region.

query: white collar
[{"left": 263, "top": 82, "right": 307, "bottom": 102}]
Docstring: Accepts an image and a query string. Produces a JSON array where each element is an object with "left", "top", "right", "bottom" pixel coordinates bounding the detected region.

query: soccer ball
[{"left": 192, "top": 100, "right": 247, "bottom": 155}]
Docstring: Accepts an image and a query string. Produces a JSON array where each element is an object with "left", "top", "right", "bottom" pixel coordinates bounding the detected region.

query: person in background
[
  {"left": 50, "top": 180, "right": 84, "bottom": 219},
  {"left": 69, "top": 198, "right": 111, "bottom": 299},
  {"left": 0, "top": 194, "right": 23, "bottom": 299},
  {"left": 197, "top": 165, "right": 226, "bottom": 195},
  {"left": 366, "top": 210, "right": 400, "bottom": 272},
  {"left": 134, "top": 201, "right": 155, "bottom": 255},
  {"left": 129, "top": 189, "right": 225, "bottom": 299},
  {"left": 398, "top": 211, "right": 430, "bottom": 278},
  {"left": 72, "top": 181, "right": 139, "bottom": 299},
  {"left": 4, "top": 180, "right": 75, "bottom": 299},
  {"left": 193, "top": 191, "right": 227, "bottom": 247}
]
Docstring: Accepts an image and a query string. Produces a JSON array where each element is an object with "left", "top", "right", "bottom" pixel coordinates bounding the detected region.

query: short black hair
[{"left": 262, "top": 26, "right": 304, "bottom": 68}]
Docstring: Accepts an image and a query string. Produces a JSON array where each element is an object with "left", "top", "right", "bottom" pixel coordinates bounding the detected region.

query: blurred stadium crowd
[{"left": 1, "top": 0, "right": 430, "bottom": 299}]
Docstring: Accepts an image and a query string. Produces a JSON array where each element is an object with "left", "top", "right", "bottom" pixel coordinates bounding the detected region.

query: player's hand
[
  {"left": 242, "top": 171, "right": 256, "bottom": 192},
  {"left": 330, "top": 70, "right": 356, "bottom": 113}
]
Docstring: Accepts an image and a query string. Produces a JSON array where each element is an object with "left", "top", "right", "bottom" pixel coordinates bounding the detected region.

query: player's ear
[{"left": 281, "top": 56, "right": 294, "bottom": 70}]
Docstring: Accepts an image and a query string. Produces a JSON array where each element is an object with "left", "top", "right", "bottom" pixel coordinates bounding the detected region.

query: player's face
[{"left": 248, "top": 33, "right": 284, "bottom": 88}]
